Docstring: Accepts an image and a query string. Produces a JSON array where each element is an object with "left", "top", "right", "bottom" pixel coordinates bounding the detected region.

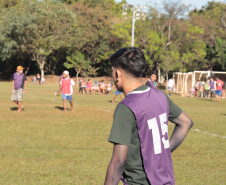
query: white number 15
[{"left": 147, "top": 113, "right": 169, "bottom": 154}]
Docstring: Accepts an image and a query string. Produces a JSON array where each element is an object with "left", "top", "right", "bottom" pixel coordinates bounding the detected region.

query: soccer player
[
  {"left": 145, "top": 71, "right": 157, "bottom": 88},
  {"left": 215, "top": 76, "right": 223, "bottom": 102},
  {"left": 168, "top": 77, "right": 175, "bottom": 97},
  {"left": 104, "top": 47, "right": 193, "bottom": 185},
  {"left": 11, "top": 66, "right": 27, "bottom": 112},
  {"left": 59, "top": 71, "right": 77, "bottom": 111}
]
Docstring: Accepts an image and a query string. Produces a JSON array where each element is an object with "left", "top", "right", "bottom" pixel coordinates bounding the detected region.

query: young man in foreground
[
  {"left": 104, "top": 47, "right": 193, "bottom": 185},
  {"left": 59, "top": 71, "right": 77, "bottom": 111},
  {"left": 145, "top": 71, "right": 157, "bottom": 88},
  {"left": 11, "top": 66, "right": 27, "bottom": 112}
]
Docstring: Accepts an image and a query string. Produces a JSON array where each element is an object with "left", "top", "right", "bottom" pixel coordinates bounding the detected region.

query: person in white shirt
[
  {"left": 168, "top": 77, "right": 175, "bottom": 97},
  {"left": 59, "top": 71, "right": 77, "bottom": 111}
]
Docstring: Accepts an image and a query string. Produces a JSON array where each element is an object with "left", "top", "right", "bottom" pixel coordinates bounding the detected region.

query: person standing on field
[
  {"left": 59, "top": 71, "right": 77, "bottom": 111},
  {"left": 209, "top": 77, "right": 216, "bottom": 101},
  {"left": 168, "top": 77, "right": 175, "bottom": 97},
  {"left": 104, "top": 47, "right": 193, "bottom": 185},
  {"left": 215, "top": 77, "right": 223, "bottom": 102},
  {"left": 145, "top": 71, "right": 157, "bottom": 88},
  {"left": 11, "top": 66, "right": 27, "bottom": 112}
]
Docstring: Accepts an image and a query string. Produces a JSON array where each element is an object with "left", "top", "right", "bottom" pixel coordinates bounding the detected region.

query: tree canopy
[{"left": 1, "top": 0, "right": 226, "bottom": 82}]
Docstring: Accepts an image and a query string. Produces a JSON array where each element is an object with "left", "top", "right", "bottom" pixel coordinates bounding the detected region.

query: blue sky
[{"left": 115, "top": 0, "right": 225, "bottom": 9}]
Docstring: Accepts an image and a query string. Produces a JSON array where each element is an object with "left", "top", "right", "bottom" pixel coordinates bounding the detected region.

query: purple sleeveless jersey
[
  {"left": 14, "top": 73, "right": 24, "bottom": 90},
  {"left": 119, "top": 87, "right": 175, "bottom": 185},
  {"left": 147, "top": 79, "right": 156, "bottom": 88}
]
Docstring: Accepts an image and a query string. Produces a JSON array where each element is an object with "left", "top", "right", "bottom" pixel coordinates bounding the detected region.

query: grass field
[{"left": 0, "top": 82, "right": 226, "bottom": 185}]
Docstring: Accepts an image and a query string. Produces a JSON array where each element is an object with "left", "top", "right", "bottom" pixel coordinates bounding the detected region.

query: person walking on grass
[
  {"left": 104, "top": 47, "right": 193, "bottom": 185},
  {"left": 215, "top": 77, "right": 223, "bottom": 102},
  {"left": 145, "top": 71, "right": 157, "bottom": 88},
  {"left": 11, "top": 66, "right": 27, "bottom": 113},
  {"left": 111, "top": 87, "right": 123, "bottom": 104},
  {"left": 59, "top": 71, "right": 77, "bottom": 111}
]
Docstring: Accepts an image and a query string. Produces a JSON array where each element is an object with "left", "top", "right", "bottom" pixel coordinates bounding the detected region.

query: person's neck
[{"left": 122, "top": 78, "right": 143, "bottom": 96}]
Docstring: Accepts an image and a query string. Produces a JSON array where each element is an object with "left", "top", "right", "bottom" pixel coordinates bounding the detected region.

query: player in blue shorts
[{"left": 112, "top": 87, "right": 123, "bottom": 104}]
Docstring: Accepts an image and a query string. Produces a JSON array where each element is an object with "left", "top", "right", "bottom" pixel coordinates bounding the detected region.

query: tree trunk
[
  {"left": 25, "top": 60, "right": 31, "bottom": 75},
  {"left": 37, "top": 58, "right": 45, "bottom": 83},
  {"left": 158, "top": 65, "right": 161, "bottom": 83},
  {"left": 166, "top": 70, "right": 168, "bottom": 81},
  {"left": 160, "top": 69, "right": 165, "bottom": 84},
  {"left": 76, "top": 69, "right": 80, "bottom": 86}
]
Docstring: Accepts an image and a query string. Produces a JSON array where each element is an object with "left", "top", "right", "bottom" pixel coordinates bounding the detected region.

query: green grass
[{"left": 0, "top": 82, "right": 225, "bottom": 184}]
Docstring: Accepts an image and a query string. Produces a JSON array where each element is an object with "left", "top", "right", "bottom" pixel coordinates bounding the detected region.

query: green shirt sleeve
[
  {"left": 108, "top": 104, "right": 135, "bottom": 146},
  {"left": 163, "top": 92, "right": 182, "bottom": 121}
]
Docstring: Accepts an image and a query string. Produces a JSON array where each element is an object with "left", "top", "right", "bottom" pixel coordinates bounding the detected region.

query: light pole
[{"left": 122, "top": 4, "right": 146, "bottom": 47}]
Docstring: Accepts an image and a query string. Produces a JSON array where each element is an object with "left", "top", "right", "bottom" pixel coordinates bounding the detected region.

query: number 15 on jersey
[{"left": 147, "top": 113, "right": 170, "bottom": 155}]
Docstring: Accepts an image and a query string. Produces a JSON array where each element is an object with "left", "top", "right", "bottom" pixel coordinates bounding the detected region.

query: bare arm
[
  {"left": 11, "top": 80, "right": 14, "bottom": 93},
  {"left": 169, "top": 112, "right": 193, "bottom": 152},
  {"left": 24, "top": 81, "right": 27, "bottom": 94},
  {"left": 104, "top": 144, "right": 128, "bottom": 185}
]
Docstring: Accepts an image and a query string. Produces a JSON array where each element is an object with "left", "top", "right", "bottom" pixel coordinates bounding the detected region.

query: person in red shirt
[
  {"left": 215, "top": 77, "right": 223, "bottom": 102},
  {"left": 59, "top": 71, "right": 77, "bottom": 111}
]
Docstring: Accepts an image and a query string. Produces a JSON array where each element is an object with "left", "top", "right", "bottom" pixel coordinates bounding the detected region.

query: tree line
[{"left": 0, "top": 0, "right": 226, "bottom": 83}]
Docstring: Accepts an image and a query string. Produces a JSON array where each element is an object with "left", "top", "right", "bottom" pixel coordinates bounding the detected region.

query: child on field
[
  {"left": 99, "top": 80, "right": 106, "bottom": 95},
  {"left": 106, "top": 80, "right": 112, "bottom": 95},
  {"left": 33, "top": 76, "right": 36, "bottom": 85},
  {"left": 86, "top": 79, "right": 93, "bottom": 95},
  {"left": 190, "top": 87, "right": 195, "bottom": 97},
  {"left": 80, "top": 80, "right": 86, "bottom": 95},
  {"left": 92, "top": 81, "right": 100, "bottom": 95}
]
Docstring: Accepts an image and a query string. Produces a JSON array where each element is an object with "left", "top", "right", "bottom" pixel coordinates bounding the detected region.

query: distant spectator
[
  {"left": 222, "top": 80, "right": 225, "bottom": 99},
  {"left": 106, "top": 80, "right": 112, "bottom": 95},
  {"left": 36, "top": 73, "right": 41, "bottom": 85},
  {"left": 92, "top": 80, "right": 100, "bottom": 95},
  {"left": 167, "top": 77, "right": 175, "bottom": 97},
  {"left": 195, "top": 80, "right": 201, "bottom": 97},
  {"left": 42, "top": 77, "right": 45, "bottom": 85},
  {"left": 209, "top": 77, "right": 216, "bottom": 101},
  {"left": 201, "top": 84, "right": 205, "bottom": 98},
  {"left": 190, "top": 87, "right": 195, "bottom": 97},
  {"left": 99, "top": 80, "right": 106, "bottom": 95},
  {"left": 215, "top": 77, "right": 223, "bottom": 102},
  {"left": 86, "top": 79, "right": 93, "bottom": 95},
  {"left": 80, "top": 79, "right": 86, "bottom": 95},
  {"left": 204, "top": 80, "right": 210, "bottom": 98},
  {"left": 33, "top": 76, "right": 36, "bottom": 85}
]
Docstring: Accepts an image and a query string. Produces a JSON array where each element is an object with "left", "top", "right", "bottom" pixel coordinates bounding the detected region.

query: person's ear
[{"left": 115, "top": 69, "right": 122, "bottom": 83}]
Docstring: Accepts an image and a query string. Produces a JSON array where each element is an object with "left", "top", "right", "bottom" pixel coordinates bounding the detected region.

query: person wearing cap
[
  {"left": 59, "top": 71, "right": 77, "bottom": 111},
  {"left": 11, "top": 66, "right": 27, "bottom": 112}
]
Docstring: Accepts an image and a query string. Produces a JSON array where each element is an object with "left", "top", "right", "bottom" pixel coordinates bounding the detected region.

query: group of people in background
[
  {"left": 33, "top": 73, "right": 45, "bottom": 85},
  {"left": 78, "top": 78, "right": 113, "bottom": 95},
  {"left": 191, "top": 76, "right": 225, "bottom": 101}
]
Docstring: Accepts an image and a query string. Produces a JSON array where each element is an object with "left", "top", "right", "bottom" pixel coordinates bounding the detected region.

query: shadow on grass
[
  {"left": 55, "top": 106, "right": 68, "bottom": 111},
  {"left": 10, "top": 107, "right": 24, "bottom": 111},
  {"left": 221, "top": 114, "right": 226, "bottom": 116},
  {"left": 198, "top": 99, "right": 213, "bottom": 101}
]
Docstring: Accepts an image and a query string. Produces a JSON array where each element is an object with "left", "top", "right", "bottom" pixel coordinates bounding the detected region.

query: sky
[{"left": 115, "top": 0, "right": 225, "bottom": 9}]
